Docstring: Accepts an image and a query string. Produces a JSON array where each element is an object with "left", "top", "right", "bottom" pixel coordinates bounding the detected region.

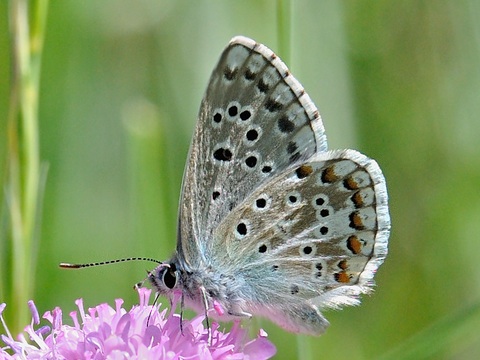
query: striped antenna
[{"left": 59, "top": 257, "right": 163, "bottom": 269}]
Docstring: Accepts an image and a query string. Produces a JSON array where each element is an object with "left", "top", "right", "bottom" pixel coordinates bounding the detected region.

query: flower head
[{"left": 0, "top": 288, "right": 276, "bottom": 359}]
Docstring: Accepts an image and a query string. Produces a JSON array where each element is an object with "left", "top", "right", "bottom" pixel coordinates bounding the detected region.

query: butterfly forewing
[{"left": 179, "top": 37, "right": 327, "bottom": 265}]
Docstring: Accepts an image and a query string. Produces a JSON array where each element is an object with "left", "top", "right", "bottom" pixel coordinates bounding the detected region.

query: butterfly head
[{"left": 148, "top": 262, "right": 180, "bottom": 295}]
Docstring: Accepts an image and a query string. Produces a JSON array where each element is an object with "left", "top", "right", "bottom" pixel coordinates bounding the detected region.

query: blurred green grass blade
[
  {"left": 377, "top": 301, "right": 480, "bottom": 360},
  {"left": 123, "top": 99, "right": 175, "bottom": 262},
  {"left": 276, "top": 0, "right": 291, "bottom": 65},
  {"left": 296, "top": 334, "right": 313, "bottom": 360}
]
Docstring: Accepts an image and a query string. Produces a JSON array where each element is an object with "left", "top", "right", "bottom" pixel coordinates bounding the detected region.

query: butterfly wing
[
  {"left": 177, "top": 36, "right": 390, "bottom": 335},
  {"left": 178, "top": 36, "right": 327, "bottom": 267},
  {"left": 212, "top": 149, "right": 389, "bottom": 334}
]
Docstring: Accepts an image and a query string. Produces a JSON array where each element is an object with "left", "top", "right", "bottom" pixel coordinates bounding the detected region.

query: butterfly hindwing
[{"left": 212, "top": 150, "right": 388, "bottom": 316}]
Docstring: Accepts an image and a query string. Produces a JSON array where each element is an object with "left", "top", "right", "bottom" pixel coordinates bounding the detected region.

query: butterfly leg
[
  {"left": 180, "top": 292, "right": 185, "bottom": 335},
  {"left": 199, "top": 286, "right": 212, "bottom": 345},
  {"left": 147, "top": 292, "right": 161, "bottom": 326}
]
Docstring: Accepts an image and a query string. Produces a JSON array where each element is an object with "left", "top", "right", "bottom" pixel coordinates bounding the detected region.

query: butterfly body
[
  {"left": 148, "top": 36, "right": 390, "bottom": 336},
  {"left": 150, "top": 253, "right": 331, "bottom": 335}
]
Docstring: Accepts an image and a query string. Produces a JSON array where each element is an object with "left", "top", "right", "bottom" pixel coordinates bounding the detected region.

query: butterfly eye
[{"left": 162, "top": 268, "right": 177, "bottom": 289}]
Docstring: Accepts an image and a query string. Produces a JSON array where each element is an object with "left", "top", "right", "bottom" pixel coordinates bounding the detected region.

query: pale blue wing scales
[{"left": 178, "top": 36, "right": 327, "bottom": 267}]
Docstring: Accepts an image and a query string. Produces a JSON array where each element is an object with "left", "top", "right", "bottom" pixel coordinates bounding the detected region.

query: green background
[{"left": 1, "top": 1, "right": 480, "bottom": 359}]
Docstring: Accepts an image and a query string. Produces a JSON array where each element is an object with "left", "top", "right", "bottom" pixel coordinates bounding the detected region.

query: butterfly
[{"left": 144, "top": 36, "right": 390, "bottom": 336}]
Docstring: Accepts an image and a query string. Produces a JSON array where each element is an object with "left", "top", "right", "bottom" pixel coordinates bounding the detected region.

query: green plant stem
[
  {"left": 276, "top": 2, "right": 313, "bottom": 360},
  {"left": 5, "top": 0, "right": 49, "bottom": 333}
]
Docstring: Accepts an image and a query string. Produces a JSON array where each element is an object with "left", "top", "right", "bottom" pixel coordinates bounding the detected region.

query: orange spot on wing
[
  {"left": 344, "top": 176, "right": 359, "bottom": 190},
  {"left": 296, "top": 165, "right": 313, "bottom": 179},
  {"left": 321, "top": 166, "right": 338, "bottom": 183},
  {"left": 349, "top": 211, "right": 365, "bottom": 230},
  {"left": 347, "top": 235, "right": 362, "bottom": 254},
  {"left": 334, "top": 271, "right": 351, "bottom": 283},
  {"left": 351, "top": 191, "right": 364, "bottom": 208}
]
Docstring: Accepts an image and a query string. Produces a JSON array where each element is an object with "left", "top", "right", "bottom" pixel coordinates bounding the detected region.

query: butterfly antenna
[{"left": 59, "top": 257, "right": 163, "bottom": 269}]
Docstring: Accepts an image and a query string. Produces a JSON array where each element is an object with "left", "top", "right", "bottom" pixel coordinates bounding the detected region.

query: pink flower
[{"left": 0, "top": 288, "right": 276, "bottom": 359}]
